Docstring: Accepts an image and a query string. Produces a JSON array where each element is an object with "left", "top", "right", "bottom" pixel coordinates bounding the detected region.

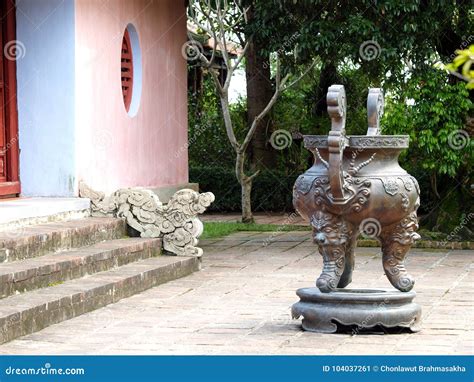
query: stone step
[
  {"left": 0, "top": 217, "right": 126, "bottom": 263},
  {"left": 0, "top": 237, "right": 162, "bottom": 298},
  {"left": 0, "top": 256, "right": 200, "bottom": 344}
]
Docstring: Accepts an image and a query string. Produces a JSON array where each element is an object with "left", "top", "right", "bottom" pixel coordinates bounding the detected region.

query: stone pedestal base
[{"left": 292, "top": 287, "right": 421, "bottom": 334}]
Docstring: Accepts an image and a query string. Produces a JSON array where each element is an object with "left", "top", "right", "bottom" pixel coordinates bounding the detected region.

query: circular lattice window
[
  {"left": 120, "top": 24, "right": 142, "bottom": 116},
  {"left": 121, "top": 29, "right": 133, "bottom": 112}
]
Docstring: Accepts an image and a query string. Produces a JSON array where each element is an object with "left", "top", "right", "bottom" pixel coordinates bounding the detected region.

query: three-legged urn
[{"left": 291, "top": 85, "right": 421, "bottom": 333}]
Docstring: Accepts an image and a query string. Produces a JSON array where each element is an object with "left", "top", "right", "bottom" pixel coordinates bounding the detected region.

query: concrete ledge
[{"left": 0, "top": 198, "right": 91, "bottom": 230}]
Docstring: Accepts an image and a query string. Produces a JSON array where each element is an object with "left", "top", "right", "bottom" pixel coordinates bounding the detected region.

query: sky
[{"left": 229, "top": 67, "right": 246, "bottom": 103}]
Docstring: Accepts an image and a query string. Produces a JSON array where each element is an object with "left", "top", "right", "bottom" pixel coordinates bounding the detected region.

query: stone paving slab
[
  {"left": 201, "top": 212, "right": 306, "bottom": 226},
  {"left": 0, "top": 232, "right": 472, "bottom": 355}
]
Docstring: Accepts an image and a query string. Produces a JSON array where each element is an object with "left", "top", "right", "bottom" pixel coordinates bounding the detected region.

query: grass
[
  {"left": 200, "top": 222, "right": 472, "bottom": 247},
  {"left": 47, "top": 281, "right": 64, "bottom": 287},
  {"left": 200, "top": 221, "right": 309, "bottom": 240}
]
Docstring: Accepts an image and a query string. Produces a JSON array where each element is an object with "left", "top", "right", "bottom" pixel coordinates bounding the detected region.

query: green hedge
[{"left": 189, "top": 166, "right": 298, "bottom": 212}]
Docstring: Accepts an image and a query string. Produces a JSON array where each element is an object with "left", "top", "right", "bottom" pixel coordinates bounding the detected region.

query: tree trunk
[
  {"left": 236, "top": 150, "right": 254, "bottom": 223},
  {"left": 245, "top": 10, "right": 275, "bottom": 170},
  {"left": 314, "top": 63, "right": 338, "bottom": 117},
  {"left": 430, "top": 172, "right": 441, "bottom": 199},
  {"left": 241, "top": 177, "right": 254, "bottom": 223}
]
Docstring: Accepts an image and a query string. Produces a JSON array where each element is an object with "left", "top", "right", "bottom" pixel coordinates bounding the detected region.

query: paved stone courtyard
[
  {"left": 1, "top": 231, "right": 472, "bottom": 355},
  {"left": 201, "top": 212, "right": 306, "bottom": 226}
]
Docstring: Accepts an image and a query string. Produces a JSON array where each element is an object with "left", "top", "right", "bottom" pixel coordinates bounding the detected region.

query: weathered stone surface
[
  {"left": 0, "top": 256, "right": 200, "bottom": 344},
  {"left": 0, "top": 232, "right": 474, "bottom": 355},
  {"left": 0, "top": 197, "right": 91, "bottom": 230},
  {"left": 0, "top": 209, "right": 469, "bottom": 353},
  {"left": 0, "top": 232, "right": 470, "bottom": 355},
  {"left": 79, "top": 183, "right": 214, "bottom": 257},
  {"left": 0, "top": 218, "right": 126, "bottom": 262},
  {"left": 0, "top": 237, "right": 161, "bottom": 298}
]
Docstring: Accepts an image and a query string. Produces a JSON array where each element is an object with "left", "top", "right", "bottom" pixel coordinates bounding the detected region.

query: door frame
[{"left": 0, "top": 0, "right": 20, "bottom": 196}]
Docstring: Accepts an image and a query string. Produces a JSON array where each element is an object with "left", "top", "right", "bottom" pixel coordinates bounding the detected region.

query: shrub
[{"left": 190, "top": 166, "right": 298, "bottom": 212}]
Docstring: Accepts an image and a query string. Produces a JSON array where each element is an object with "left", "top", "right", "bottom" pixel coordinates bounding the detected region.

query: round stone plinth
[{"left": 291, "top": 288, "right": 421, "bottom": 334}]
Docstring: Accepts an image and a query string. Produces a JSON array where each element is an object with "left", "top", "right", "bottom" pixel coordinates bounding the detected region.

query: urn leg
[
  {"left": 337, "top": 234, "right": 357, "bottom": 288},
  {"left": 380, "top": 213, "right": 420, "bottom": 292},
  {"left": 311, "top": 211, "right": 353, "bottom": 293},
  {"left": 315, "top": 244, "right": 346, "bottom": 292}
]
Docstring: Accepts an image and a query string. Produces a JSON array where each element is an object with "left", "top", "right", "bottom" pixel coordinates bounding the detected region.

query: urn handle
[
  {"left": 326, "top": 85, "right": 348, "bottom": 200},
  {"left": 367, "top": 88, "right": 384, "bottom": 136}
]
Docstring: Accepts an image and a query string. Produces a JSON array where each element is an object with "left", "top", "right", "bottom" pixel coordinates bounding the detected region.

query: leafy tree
[
  {"left": 187, "top": 0, "right": 473, "bottom": 234},
  {"left": 249, "top": 0, "right": 472, "bottom": 109},
  {"left": 384, "top": 67, "right": 471, "bottom": 175},
  {"left": 383, "top": 67, "right": 472, "bottom": 234},
  {"left": 442, "top": 44, "right": 474, "bottom": 89},
  {"left": 187, "top": 0, "right": 315, "bottom": 222}
]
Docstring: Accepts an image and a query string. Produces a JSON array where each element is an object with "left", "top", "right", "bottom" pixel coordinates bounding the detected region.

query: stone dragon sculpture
[{"left": 79, "top": 182, "right": 214, "bottom": 257}]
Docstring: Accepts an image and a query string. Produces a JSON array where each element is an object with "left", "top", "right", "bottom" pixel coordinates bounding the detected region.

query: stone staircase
[{"left": 0, "top": 217, "right": 200, "bottom": 344}]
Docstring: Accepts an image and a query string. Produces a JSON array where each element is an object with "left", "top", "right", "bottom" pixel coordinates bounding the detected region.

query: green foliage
[
  {"left": 443, "top": 45, "right": 474, "bottom": 89},
  {"left": 188, "top": 74, "right": 251, "bottom": 169},
  {"left": 188, "top": 75, "right": 234, "bottom": 168},
  {"left": 190, "top": 166, "right": 298, "bottom": 212},
  {"left": 249, "top": 0, "right": 472, "bottom": 86},
  {"left": 187, "top": 1, "right": 473, "bottom": 235},
  {"left": 272, "top": 64, "right": 373, "bottom": 135},
  {"left": 383, "top": 68, "right": 472, "bottom": 177}
]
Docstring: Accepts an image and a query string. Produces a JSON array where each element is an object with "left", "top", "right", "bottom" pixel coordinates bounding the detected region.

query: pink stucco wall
[{"left": 75, "top": 0, "right": 188, "bottom": 194}]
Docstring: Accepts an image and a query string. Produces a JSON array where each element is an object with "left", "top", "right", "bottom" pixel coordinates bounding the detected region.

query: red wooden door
[
  {"left": 0, "top": 0, "right": 20, "bottom": 197},
  {"left": 0, "top": 21, "right": 7, "bottom": 184}
]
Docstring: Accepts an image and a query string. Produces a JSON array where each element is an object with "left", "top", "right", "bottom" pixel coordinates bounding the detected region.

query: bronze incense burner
[{"left": 292, "top": 85, "right": 421, "bottom": 333}]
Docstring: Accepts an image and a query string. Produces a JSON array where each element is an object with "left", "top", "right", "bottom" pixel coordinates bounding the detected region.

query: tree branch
[
  {"left": 198, "top": 53, "right": 223, "bottom": 95},
  {"left": 280, "top": 59, "right": 319, "bottom": 92},
  {"left": 220, "top": 90, "right": 240, "bottom": 152}
]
